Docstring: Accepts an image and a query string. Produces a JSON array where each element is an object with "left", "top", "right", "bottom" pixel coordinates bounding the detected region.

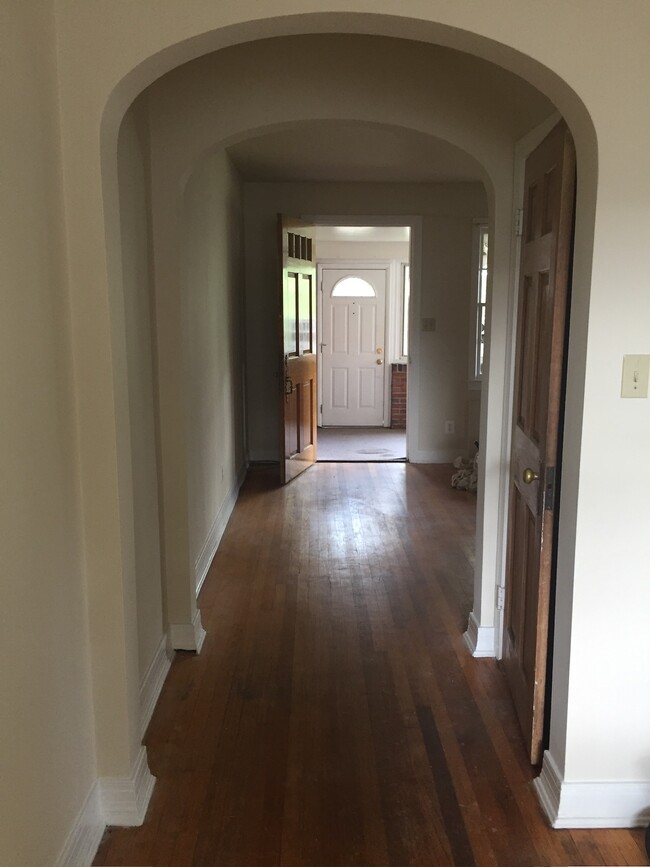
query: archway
[{"left": 74, "top": 15, "right": 598, "bottom": 825}]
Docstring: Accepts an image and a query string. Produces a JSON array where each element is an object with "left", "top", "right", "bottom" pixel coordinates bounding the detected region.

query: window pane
[
  {"left": 284, "top": 273, "right": 298, "bottom": 355},
  {"left": 480, "top": 228, "right": 489, "bottom": 271},
  {"left": 402, "top": 265, "right": 410, "bottom": 357},
  {"left": 479, "top": 268, "right": 488, "bottom": 304},
  {"left": 477, "top": 303, "right": 486, "bottom": 376},
  {"left": 331, "top": 276, "right": 376, "bottom": 297},
  {"left": 298, "top": 274, "right": 313, "bottom": 354}
]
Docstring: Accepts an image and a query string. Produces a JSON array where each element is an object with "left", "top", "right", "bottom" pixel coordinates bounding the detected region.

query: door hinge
[
  {"left": 544, "top": 465, "right": 556, "bottom": 512},
  {"left": 496, "top": 585, "right": 505, "bottom": 610},
  {"left": 320, "top": 403, "right": 323, "bottom": 414},
  {"left": 515, "top": 208, "right": 524, "bottom": 237}
]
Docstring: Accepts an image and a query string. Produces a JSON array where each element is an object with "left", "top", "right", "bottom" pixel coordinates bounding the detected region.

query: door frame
[
  {"left": 316, "top": 260, "right": 392, "bottom": 429},
  {"left": 304, "top": 215, "right": 423, "bottom": 464}
]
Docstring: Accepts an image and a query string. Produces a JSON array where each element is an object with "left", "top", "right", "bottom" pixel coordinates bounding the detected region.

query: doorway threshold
[{"left": 317, "top": 426, "right": 406, "bottom": 462}]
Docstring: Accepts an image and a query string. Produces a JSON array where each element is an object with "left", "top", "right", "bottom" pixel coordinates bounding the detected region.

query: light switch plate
[{"left": 621, "top": 355, "right": 650, "bottom": 398}]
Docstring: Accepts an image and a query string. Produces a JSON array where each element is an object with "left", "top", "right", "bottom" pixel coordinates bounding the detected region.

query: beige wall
[
  {"left": 0, "top": 2, "right": 96, "bottom": 864},
  {"left": 182, "top": 150, "right": 246, "bottom": 577},
  {"left": 243, "top": 182, "right": 487, "bottom": 462},
  {"left": 1, "top": 3, "right": 649, "bottom": 861},
  {"left": 117, "top": 104, "right": 165, "bottom": 680}
]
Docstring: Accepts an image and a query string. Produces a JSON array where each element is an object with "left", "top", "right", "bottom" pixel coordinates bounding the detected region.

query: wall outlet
[{"left": 445, "top": 420, "right": 455, "bottom": 434}]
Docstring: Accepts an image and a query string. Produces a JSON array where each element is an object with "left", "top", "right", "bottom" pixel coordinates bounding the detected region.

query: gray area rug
[{"left": 317, "top": 426, "right": 407, "bottom": 462}]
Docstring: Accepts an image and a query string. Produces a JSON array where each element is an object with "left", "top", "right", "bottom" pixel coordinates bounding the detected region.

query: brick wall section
[{"left": 390, "top": 363, "right": 408, "bottom": 429}]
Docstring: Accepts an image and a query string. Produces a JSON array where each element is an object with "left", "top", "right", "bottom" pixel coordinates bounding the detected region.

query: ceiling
[{"left": 227, "top": 121, "right": 486, "bottom": 184}]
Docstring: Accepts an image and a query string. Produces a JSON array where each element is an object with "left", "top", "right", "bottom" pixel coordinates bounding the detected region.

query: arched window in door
[{"left": 331, "top": 276, "right": 376, "bottom": 297}]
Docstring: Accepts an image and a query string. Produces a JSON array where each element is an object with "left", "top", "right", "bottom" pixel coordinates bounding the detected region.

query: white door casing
[{"left": 320, "top": 267, "right": 387, "bottom": 426}]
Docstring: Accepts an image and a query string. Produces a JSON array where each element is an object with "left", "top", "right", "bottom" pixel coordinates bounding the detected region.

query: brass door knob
[
  {"left": 376, "top": 359, "right": 384, "bottom": 365},
  {"left": 522, "top": 467, "right": 539, "bottom": 484}
]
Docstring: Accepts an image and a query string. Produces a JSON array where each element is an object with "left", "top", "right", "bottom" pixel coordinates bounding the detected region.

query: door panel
[
  {"left": 502, "top": 122, "right": 576, "bottom": 765},
  {"left": 279, "top": 216, "right": 317, "bottom": 485},
  {"left": 321, "top": 267, "right": 387, "bottom": 426}
]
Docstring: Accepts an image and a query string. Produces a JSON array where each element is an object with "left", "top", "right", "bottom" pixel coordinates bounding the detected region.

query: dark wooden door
[
  {"left": 502, "top": 122, "right": 576, "bottom": 764},
  {"left": 278, "top": 215, "right": 317, "bottom": 485}
]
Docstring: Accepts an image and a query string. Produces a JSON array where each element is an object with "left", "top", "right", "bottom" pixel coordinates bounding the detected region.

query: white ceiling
[{"left": 227, "top": 121, "right": 485, "bottom": 184}]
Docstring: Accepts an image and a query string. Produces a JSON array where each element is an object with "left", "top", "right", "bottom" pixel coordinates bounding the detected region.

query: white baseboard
[
  {"left": 169, "top": 608, "right": 206, "bottom": 653},
  {"left": 463, "top": 611, "right": 496, "bottom": 657},
  {"left": 409, "top": 448, "right": 465, "bottom": 463},
  {"left": 100, "top": 746, "right": 155, "bottom": 827},
  {"left": 139, "top": 633, "right": 173, "bottom": 740},
  {"left": 195, "top": 462, "right": 247, "bottom": 595},
  {"left": 535, "top": 750, "right": 650, "bottom": 828},
  {"left": 54, "top": 780, "right": 104, "bottom": 867}
]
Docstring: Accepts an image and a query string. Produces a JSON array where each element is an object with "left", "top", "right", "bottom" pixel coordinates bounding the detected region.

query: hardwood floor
[{"left": 94, "top": 464, "right": 648, "bottom": 866}]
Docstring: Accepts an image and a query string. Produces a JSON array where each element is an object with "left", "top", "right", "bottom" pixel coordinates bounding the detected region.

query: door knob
[
  {"left": 376, "top": 359, "right": 384, "bottom": 365},
  {"left": 522, "top": 468, "right": 539, "bottom": 484}
]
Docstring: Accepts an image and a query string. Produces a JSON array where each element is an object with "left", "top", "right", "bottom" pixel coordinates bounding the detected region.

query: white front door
[{"left": 321, "top": 267, "right": 387, "bottom": 426}]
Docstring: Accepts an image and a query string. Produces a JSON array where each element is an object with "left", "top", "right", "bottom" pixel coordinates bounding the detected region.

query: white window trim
[{"left": 468, "top": 219, "right": 488, "bottom": 386}]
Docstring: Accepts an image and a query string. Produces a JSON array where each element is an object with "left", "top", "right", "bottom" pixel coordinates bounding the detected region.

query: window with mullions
[{"left": 473, "top": 226, "right": 488, "bottom": 379}]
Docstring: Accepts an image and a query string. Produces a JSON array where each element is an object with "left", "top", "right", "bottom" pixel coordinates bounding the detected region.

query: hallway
[{"left": 93, "top": 464, "right": 648, "bottom": 867}]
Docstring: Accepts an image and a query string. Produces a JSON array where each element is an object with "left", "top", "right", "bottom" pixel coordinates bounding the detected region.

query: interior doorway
[{"left": 315, "top": 225, "right": 411, "bottom": 462}]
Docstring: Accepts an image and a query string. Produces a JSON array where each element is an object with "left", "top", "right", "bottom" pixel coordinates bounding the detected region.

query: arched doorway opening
[{"left": 81, "top": 16, "right": 598, "bottom": 829}]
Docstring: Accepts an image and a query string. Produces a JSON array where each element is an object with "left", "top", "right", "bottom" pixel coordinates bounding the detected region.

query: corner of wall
[{"left": 535, "top": 751, "right": 650, "bottom": 829}]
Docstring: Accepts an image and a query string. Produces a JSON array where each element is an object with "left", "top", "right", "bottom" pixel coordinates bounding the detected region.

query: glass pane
[
  {"left": 298, "top": 274, "right": 313, "bottom": 354},
  {"left": 480, "top": 228, "right": 489, "bottom": 270},
  {"left": 479, "top": 268, "right": 488, "bottom": 304},
  {"left": 331, "top": 276, "right": 375, "bottom": 297},
  {"left": 284, "top": 273, "right": 298, "bottom": 355},
  {"left": 477, "top": 303, "right": 486, "bottom": 376},
  {"left": 402, "top": 265, "right": 410, "bottom": 357}
]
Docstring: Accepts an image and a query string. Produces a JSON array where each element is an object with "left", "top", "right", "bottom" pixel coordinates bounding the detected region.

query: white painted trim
[
  {"left": 463, "top": 611, "right": 496, "bottom": 657},
  {"left": 195, "top": 462, "right": 247, "bottom": 595},
  {"left": 409, "top": 448, "right": 464, "bottom": 464},
  {"left": 169, "top": 608, "right": 206, "bottom": 653},
  {"left": 305, "top": 214, "right": 423, "bottom": 463},
  {"left": 54, "top": 781, "right": 104, "bottom": 867},
  {"left": 139, "top": 633, "right": 173, "bottom": 740},
  {"left": 100, "top": 746, "right": 155, "bottom": 827},
  {"left": 535, "top": 751, "right": 650, "bottom": 829}
]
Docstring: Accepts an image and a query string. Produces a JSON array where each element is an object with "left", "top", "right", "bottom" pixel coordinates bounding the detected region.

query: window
[
  {"left": 473, "top": 225, "right": 488, "bottom": 379},
  {"left": 401, "top": 264, "right": 410, "bottom": 358},
  {"left": 331, "top": 276, "right": 376, "bottom": 297}
]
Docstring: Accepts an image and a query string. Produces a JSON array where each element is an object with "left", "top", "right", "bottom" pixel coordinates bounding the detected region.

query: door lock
[{"left": 376, "top": 359, "right": 384, "bottom": 365}]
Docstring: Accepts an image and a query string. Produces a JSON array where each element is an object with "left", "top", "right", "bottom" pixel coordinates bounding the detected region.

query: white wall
[
  {"left": 316, "top": 240, "right": 409, "bottom": 264},
  {"left": 1, "top": 3, "right": 643, "bottom": 854},
  {"left": 0, "top": 2, "right": 96, "bottom": 864},
  {"left": 182, "top": 149, "right": 246, "bottom": 583},
  {"left": 244, "top": 182, "right": 487, "bottom": 462},
  {"left": 118, "top": 103, "right": 165, "bottom": 681}
]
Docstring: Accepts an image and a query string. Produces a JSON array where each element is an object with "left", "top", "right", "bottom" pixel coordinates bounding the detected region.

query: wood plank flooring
[{"left": 94, "top": 464, "right": 649, "bottom": 866}]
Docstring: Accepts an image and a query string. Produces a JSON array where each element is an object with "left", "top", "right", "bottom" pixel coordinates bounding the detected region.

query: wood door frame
[
  {"left": 316, "top": 260, "right": 392, "bottom": 429},
  {"left": 304, "top": 215, "right": 422, "bottom": 463}
]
